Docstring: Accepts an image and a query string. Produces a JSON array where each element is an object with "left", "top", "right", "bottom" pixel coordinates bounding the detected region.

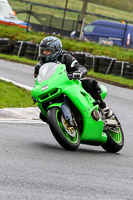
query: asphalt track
[{"left": 0, "top": 60, "right": 133, "bottom": 200}]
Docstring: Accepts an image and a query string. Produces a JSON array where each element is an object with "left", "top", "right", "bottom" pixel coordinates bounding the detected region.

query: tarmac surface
[{"left": 0, "top": 107, "right": 40, "bottom": 121}]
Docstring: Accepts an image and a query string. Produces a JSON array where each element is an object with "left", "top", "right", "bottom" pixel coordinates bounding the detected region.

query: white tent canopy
[{"left": 0, "top": 0, "right": 18, "bottom": 20}]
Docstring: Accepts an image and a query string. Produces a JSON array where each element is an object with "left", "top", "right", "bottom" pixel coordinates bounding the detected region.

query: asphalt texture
[
  {"left": 0, "top": 59, "right": 133, "bottom": 200},
  {"left": 0, "top": 122, "right": 133, "bottom": 200},
  {"left": 0, "top": 107, "right": 40, "bottom": 121}
]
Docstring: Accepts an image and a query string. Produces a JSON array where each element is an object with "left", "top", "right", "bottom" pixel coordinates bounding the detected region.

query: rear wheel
[
  {"left": 102, "top": 116, "right": 124, "bottom": 153},
  {"left": 47, "top": 107, "right": 80, "bottom": 151}
]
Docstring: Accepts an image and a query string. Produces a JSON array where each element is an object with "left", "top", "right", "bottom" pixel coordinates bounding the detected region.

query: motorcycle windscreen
[{"left": 37, "top": 62, "right": 60, "bottom": 83}]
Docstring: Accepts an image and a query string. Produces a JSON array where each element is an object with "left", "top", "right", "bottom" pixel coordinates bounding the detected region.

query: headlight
[{"left": 41, "top": 85, "right": 48, "bottom": 91}]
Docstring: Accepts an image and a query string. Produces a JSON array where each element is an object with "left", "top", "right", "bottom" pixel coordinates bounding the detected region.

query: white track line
[
  {"left": 0, "top": 77, "right": 32, "bottom": 90},
  {"left": 0, "top": 119, "right": 45, "bottom": 124}
]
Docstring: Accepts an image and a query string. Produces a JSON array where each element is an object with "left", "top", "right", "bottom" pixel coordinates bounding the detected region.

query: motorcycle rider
[{"left": 34, "top": 36, "right": 112, "bottom": 120}]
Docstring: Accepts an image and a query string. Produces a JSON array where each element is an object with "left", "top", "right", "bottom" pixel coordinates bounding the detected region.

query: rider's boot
[{"left": 102, "top": 107, "right": 113, "bottom": 118}]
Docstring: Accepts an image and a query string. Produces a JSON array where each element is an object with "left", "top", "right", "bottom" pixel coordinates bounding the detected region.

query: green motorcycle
[{"left": 31, "top": 62, "right": 124, "bottom": 153}]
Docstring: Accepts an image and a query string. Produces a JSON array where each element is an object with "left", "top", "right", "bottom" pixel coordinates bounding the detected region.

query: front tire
[
  {"left": 102, "top": 116, "right": 124, "bottom": 153},
  {"left": 47, "top": 107, "right": 80, "bottom": 151}
]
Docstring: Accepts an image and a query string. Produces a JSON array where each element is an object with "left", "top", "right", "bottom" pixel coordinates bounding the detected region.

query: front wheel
[
  {"left": 47, "top": 107, "right": 80, "bottom": 151},
  {"left": 102, "top": 115, "right": 124, "bottom": 153}
]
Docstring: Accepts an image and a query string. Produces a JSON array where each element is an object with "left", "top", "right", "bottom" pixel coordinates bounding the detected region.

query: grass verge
[
  {"left": 1, "top": 25, "right": 133, "bottom": 64},
  {"left": 87, "top": 70, "right": 133, "bottom": 89},
  {"left": 0, "top": 53, "right": 37, "bottom": 66},
  {"left": 9, "top": 0, "right": 133, "bottom": 23},
  {"left": 0, "top": 80, "right": 35, "bottom": 108},
  {"left": 0, "top": 53, "right": 133, "bottom": 90}
]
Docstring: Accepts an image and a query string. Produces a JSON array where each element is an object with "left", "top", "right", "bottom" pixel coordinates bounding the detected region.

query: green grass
[
  {"left": 0, "top": 80, "right": 35, "bottom": 108},
  {"left": 0, "top": 53, "right": 37, "bottom": 65},
  {"left": 0, "top": 25, "right": 46, "bottom": 44},
  {"left": 8, "top": 0, "right": 133, "bottom": 25},
  {"left": 88, "top": 0, "right": 133, "bottom": 12},
  {"left": 87, "top": 70, "right": 133, "bottom": 89},
  {"left": 61, "top": 39, "right": 133, "bottom": 63},
  {"left": 1, "top": 24, "right": 133, "bottom": 64}
]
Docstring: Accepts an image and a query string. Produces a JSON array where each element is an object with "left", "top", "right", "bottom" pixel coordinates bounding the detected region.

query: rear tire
[
  {"left": 102, "top": 116, "right": 124, "bottom": 153},
  {"left": 47, "top": 107, "right": 80, "bottom": 151}
]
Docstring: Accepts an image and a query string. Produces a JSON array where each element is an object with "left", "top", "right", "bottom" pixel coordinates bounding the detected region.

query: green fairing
[
  {"left": 100, "top": 85, "right": 107, "bottom": 100},
  {"left": 31, "top": 62, "right": 107, "bottom": 146}
]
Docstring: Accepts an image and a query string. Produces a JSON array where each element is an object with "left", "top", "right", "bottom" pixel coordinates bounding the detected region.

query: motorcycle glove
[{"left": 73, "top": 71, "right": 83, "bottom": 79}]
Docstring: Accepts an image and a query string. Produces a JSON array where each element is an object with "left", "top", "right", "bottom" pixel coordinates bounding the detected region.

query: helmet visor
[{"left": 40, "top": 46, "right": 55, "bottom": 54}]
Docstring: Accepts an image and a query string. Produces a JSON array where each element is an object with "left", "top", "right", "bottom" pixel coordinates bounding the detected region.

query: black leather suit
[{"left": 34, "top": 53, "right": 106, "bottom": 109}]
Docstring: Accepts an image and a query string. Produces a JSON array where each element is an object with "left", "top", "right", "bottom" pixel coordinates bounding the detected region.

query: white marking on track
[
  {"left": 0, "top": 77, "right": 32, "bottom": 90},
  {"left": 0, "top": 119, "right": 45, "bottom": 124}
]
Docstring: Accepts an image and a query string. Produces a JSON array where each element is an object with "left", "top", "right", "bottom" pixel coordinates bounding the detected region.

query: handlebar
[{"left": 67, "top": 73, "right": 74, "bottom": 80}]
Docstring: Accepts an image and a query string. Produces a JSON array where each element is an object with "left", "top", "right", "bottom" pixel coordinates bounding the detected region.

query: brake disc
[{"left": 61, "top": 115, "right": 76, "bottom": 137}]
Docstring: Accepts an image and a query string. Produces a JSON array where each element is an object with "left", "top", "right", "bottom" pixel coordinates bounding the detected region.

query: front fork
[
  {"left": 61, "top": 97, "right": 77, "bottom": 128},
  {"left": 47, "top": 96, "right": 77, "bottom": 128}
]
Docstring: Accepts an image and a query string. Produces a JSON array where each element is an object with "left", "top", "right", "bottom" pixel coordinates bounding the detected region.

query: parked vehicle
[
  {"left": 82, "top": 20, "right": 133, "bottom": 48},
  {"left": 31, "top": 62, "right": 124, "bottom": 153},
  {"left": 0, "top": 0, "right": 31, "bottom": 30}
]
